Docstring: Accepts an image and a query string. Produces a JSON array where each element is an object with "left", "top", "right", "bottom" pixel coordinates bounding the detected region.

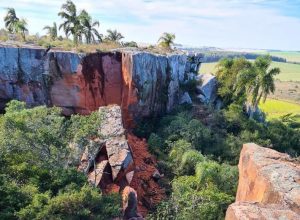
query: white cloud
[{"left": 0, "top": 0, "right": 299, "bottom": 50}]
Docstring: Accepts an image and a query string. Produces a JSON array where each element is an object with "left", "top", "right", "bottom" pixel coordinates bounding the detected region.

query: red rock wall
[{"left": 50, "top": 52, "right": 124, "bottom": 115}]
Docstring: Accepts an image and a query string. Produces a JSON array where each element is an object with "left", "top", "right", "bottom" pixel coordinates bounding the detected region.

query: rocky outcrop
[
  {"left": 72, "top": 105, "right": 165, "bottom": 217},
  {"left": 75, "top": 105, "right": 134, "bottom": 190},
  {"left": 196, "top": 73, "right": 217, "bottom": 104},
  {"left": 0, "top": 46, "right": 201, "bottom": 121},
  {"left": 225, "top": 143, "right": 300, "bottom": 220}
]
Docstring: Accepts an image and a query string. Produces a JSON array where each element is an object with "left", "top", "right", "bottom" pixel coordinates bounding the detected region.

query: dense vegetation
[
  {"left": 132, "top": 57, "right": 300, "bottom": 219},
  {"left": 0, "top": 101, "right": 121, "bottom": 220}
]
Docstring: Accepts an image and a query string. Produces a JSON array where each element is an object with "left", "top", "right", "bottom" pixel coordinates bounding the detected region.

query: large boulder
[
  {"left": 225, "top": 143, "right": 300, "bottom": 220},
  {"left": 122, "top": 186, "right": 144, "bottom": 220},
  {"left": 196, "top": 74, "right": 217, "bottom": 104}
]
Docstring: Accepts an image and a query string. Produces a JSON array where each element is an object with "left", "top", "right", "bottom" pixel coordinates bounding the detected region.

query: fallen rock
[
  {"left": 87, "top": 160, "right": 109, "bottom": 187},
  {"left": 122, "top": 186, "right": 144, "bottom": 220},
  {"left": 98, "top": 106, "right": 133, "bottom": 181},
  {"left": 225, "top": 143, "right": 300, "bottom": 220},
  {"left": 179, "top": 92, "right": 192, "bottom": 105},
  {"left": 196, "top": 74, "right": 217, "bottom": 104}
]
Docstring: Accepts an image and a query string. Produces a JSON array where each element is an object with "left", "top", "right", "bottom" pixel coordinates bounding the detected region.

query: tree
[
  {"left": 105, "top": 29, "right": 124, "bottom": 42},
  {"left": 58, "top": 0, "right": 81, "bottom": 44},
  {"left": 158, "top": 32, "right": 176, "bottom": 49},
  {"left": 235, "top": 55, "right": 280, "bottom": 116},
  {"left": 79, "top": 10, "right": 102, "bottom": 44},
  {"left": 4, "top": 8, "right": 18, "bottom": 33},
  {"left": 4, "top": 8, "right": 28, "bottom": 40},
  {"left": 43, "top": 22, "right": 58, "bottom": 41},
  {"left": 215, "top": 57, "right": 251, "bottom": 106}
]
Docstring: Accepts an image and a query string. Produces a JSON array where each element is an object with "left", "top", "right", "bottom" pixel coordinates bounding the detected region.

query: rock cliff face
[
  {"left": 0, "top": 46, "right": 201, "bottom": 122},
  {"left": 226, "top": 143, "right": 300, "bottom": 220}
]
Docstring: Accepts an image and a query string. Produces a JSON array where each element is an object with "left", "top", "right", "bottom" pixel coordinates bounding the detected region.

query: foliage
[
  {"left": 4, "top": 8, "right": 28, "bottom": 40},
  {"left": 58, "top": 0, "right": 101, "bottom": 44},
  {"left": 0, "top": 101, "right": 121, "bottom": 219},
  {"left": 43, "top": 22, "right": 58, "bottom": 41},
  {"left": 158, "top": 32, "right": 176, "bottom": 49},
  {"left": 17, "top": 185, "right": 121, "bottom": 220},
  {"left": 105, "top": 29, "right": 124, "bottom": 42}
]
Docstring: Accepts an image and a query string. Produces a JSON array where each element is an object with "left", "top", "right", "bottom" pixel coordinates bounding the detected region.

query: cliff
[
  {"left": 226, "top": 143, "right": 300, "bottom": 220},
  {"left": 0, "top": 46, "right": 201, "bottom": 124}
]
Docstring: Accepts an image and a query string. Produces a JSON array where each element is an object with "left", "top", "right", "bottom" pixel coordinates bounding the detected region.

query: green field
[
  {"left": 200, "top": 61, "right": 300, "bottom": 81},
  {"left": 258, "top": 51, "right": 300, "bottom": 63},
  {"left": 259, "top": 99, "right": 300, "bottom": 121}
]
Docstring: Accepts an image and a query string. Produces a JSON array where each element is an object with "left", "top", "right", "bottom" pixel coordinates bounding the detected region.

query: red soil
[{"left": 127, "top": 133, "right": 165, "bottom": 216}]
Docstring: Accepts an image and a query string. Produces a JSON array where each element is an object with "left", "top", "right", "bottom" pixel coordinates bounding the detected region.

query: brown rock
[
  {"left": 122, "top": 186, "right": 144, "bottom": 220},
  {"left": 87, "top": 160, "right": 109, "bottom": 187},
  {"left": 225, "top": 143, "right": 300, "bottom": 220},
  {"left": 226, "top": 202, "right": 300, "bottom": 220}
]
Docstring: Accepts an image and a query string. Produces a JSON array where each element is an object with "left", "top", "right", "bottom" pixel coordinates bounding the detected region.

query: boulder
[
  {"left": 98, "top": 106, "right": 133, "bottom": 181},
  {"left": 179, "top": 92, "right": 192, "bottom": 105},
  {"left": 122, "top": 186, "right": 144, "bottom": 220},
  {"left": 225, "top": 143, "right": 300, "bottom": 220},
  {"left": 196, "top": 74, "right": 217, "bottom": 104},
  {"left": 226, "top": 202, "right": 300, "bottom": 220}
]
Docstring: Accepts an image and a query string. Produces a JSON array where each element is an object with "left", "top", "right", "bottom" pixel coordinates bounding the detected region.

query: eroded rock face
[
  {"left": 225, "top": 143, "right": 300, "bottom": 220},
  {"left": 196, "top": 73, "right": 217, "bottom": 104},
  {"left": 0, "top": 46, "right": 201, "bottom": 121}
]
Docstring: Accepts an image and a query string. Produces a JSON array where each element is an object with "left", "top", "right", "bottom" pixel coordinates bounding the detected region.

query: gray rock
[
  {"left": 196, "top": 74, "right": 217, "bottom": 104},
  {"left": 180, "top": 92, "right": 192, "bottom": 104}
]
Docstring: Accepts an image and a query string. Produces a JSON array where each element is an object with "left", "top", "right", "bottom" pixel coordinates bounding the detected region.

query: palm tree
[
  {"left": 15, "top": 19, "right": 28, "bottom": 41},
  {"left": 4, "top": 8, "right": 28, "bottom": 40},
  {"left": 43, "top": 22, "right": 58, "bottom": 41},
  {"left": 58, "top": 0, "right": 81, "bottom": 44},
  {"left": 79, "top": 10, "right": 102, "bottom": 44},
  {"left": 4, "top": 8, "right": 18, "bottom": 33},
  {"left": 105, "top": 29, "right": 124, "bottom": 42},
  {"left": 235, "top": 55, "right": 280, "bottom": 117},
  {"left": 158, "top": 32, "right": 176, "bottom": 49}
]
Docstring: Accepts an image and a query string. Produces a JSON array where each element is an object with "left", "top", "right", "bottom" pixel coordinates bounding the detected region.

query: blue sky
[{"left": 0, "top": 0, "right": 300, "bottom": 50}]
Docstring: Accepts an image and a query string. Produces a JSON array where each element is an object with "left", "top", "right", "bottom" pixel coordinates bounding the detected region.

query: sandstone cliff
[
  {"left": 0, "top": 46, "right": 201, "bottom": 123},
  {"left": 226, "top": 143, "right": 300, "bottom": 220}
]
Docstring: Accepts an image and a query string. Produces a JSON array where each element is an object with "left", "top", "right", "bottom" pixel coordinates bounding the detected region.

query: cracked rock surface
[{"left": 226, "top": 143, "right": 300, "bottom": 220}]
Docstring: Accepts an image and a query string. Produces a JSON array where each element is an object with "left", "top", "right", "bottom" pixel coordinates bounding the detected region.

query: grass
[
  {"left": 259, "top": 99, "right": 300, "bottom": 122},
  {"left": 199, "top": 61, "right": 300, "bottom": 82},
  {"left": 257, "top": 51, "right": 300, "bottom": 63}
]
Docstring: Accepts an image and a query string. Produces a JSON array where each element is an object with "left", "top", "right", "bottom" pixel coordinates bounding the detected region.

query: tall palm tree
[
  {"left": 4, "top": 8, "right": 18, "bottom": 33},
  {"left": 4, "top": 8, "right": 28, "bottom": 40},
  {"left": 79, "top": 10, "right": 102, "bottom": 44},
  {"left": 158, "top": 32, "right": 176, "bottom": 49},
  {"left": 58, "top": 0, "right": 81, "bottom": 44},
  {"left": 235, "top": 55, "right": 280, "bottom": 117},
  {"left": 105, "top": 29, "right": 124, "bottom": 42},
  {"left": 43, "top": 22, "right": 58, "bottom": 41}
]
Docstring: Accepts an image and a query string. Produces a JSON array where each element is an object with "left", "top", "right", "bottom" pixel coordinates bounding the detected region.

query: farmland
[
  {"left": 259, "top": 99, "right": 300, "bottom": 122},
  {"left": 200, "top": 61, "right": 300, "bottom": 82}
]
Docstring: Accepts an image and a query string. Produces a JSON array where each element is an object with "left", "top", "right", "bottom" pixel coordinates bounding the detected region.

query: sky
[{"left": 0, "top": 0, "right": 300, "bottom": 50}]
